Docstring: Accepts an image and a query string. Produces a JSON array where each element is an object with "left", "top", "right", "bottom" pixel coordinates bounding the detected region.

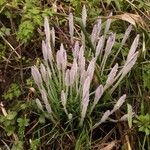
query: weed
[{"left": 3, "top": 83, "right": 21, "bottom": 101}]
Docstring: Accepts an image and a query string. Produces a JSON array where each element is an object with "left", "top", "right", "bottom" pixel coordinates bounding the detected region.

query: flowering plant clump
[{"left": 31, "top": 6, "right": 139, "bottom": 141}]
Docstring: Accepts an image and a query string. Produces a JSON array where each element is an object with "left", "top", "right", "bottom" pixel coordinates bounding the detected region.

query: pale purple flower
[
  {"left": 86, "top": 58, "right": 96, "bottom": 80},
  {"left": 56, "top": 44, "right": 67, "bottom": 70},
  {"left": 95, "top": 36, "right": 104, "bottom": 59},
  {"left": 105, "top": 63, "right": 118, "bottom": 89},
  {"left": 56, "top": 50, "right": 61, "bottom": 70},
  {"left": 111, "top": 53, "right": 138, "bottom": 93},
  {"left": 104, "top": 12, "right": 112, "bottom": 34},
  {"left": 94, "top": 85, "right": 104, "bottom": 102},
  {"left": 70, "top": 58, "right": 78, "bottom": 85},
  {"left": 111, "top": 94, "right": 126, "bottom": 114},
  {"left": 40, "top": 63, "right": 47, "bottom": 82},
  {"left": 127, "top": 34, "right": 139, "bottom": 61},
  {"left": 41, "top": 89, "right": 52, "bottom": 114},
  {"left": 91, "top": 19, "right": 101, "bottom": 46},
  {"left": 82, "top": 76, "right": 91, "bottom": 100},
  {"left": 122, "top": 52, "right": 138, "bottom": 76},
  {"left": 104, "top": 33, "right": 116, "bottom": 56},
  {"left": 51, "top": 27, "right": 55, "bottom": 47},
  {"left": 44, "top": 17, "right": 50, "bottom": 45},
  {"left": 73, "top": 41, "right": 80, "bottom": 59},
  {"left": 80, "top": 91, "right": 89, "bottom": 126},
  {"left": 93, "top": 110, "right": 111, "bottom": 129},
  {"left": 90, "top": 85, "right": 104, "bottom": 113},
  {"left": 82, "top": 5, "right": 87, "bottom": 27},
  {"left": 31, "top": 66, "right": 42, "bottom": 86},
  {"left": 100, "top": 110, "right": 111, "bottom": 124},
  {"left": 61, "top": 90, "right": 67, "bottom": 107},
  {"left": 78, "top": 46, "right": 84, "bottom": 61},
  {"left": 65, "top": 69, "right": 70, "bottom": 86},
  {"left": 69, "top": 13, "right": 74, "bottom": 44},
  {"left": 101, "top": 33, "right": 116, "bottom": 74},
  {"left": 121, "top": 25, "right": 132, "bottom": 46}
]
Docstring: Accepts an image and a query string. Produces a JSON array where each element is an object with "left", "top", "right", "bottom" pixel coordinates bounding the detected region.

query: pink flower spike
[
  {"left": 90, "top": 85, "right": 104, "bottom": 113},
  {"left": 95, "top": 85, "right": 104, "bottom": 102},
  {"left": 56, "top": 50, "right": 61, "bottom": 70},
  {"left": 65, "top": 69, "right": 70, "bottom": 86},
  {"left": 69, "top": 13, "right": 74, "bottom": 44},
  {"left": 61, "top": 90, "right": 67, "bottom": 107},
  {"left": 80, "top": 91, "right": 89, "bottom": 126},
  {"left": 60, "top": 44, "right": 67, "bottom": 71},
  {"left": 93, "top": 110, "right": 111, "bottom": 129},
  {"left": 51, "top": 27, "right": 55, "bottom": 47},
  {"left": 127, "top": 34, "right": 139, "bottom": 61},
  {"left": 121, "top": 25, "right": 132, "bottom": 45},
  {"left": 122, "top": 52, "right": 138, "bottom": 76},
  {"left": 91, "top": 19, "right": 102, "bottom": 46},
  {"left": 86, "top": 58, "right": 96, "bottom": 80},
  {"left": 105, "top": 63, "right": 118, "bottom": 88},
  {"left": 40, "top": 63, "right": 47, "bottom": 82},
  {"left": 111, "top": 94, "right": 126, "bottom": 114},
  {"left": 100, "top": 110, "right": 111, "bottom": 124},
  {"left": 95, "top": 36, "right": 104, "bottom": 59},
  {"left": 105, "top": 33, "right": 116, "bottom": 55},
  {"left": 44, "top": 17, "right": 50, "bottom": 45},
  {"left": 41, "top": 89, "right": 52, "bottom": 114},
  {"left": 82, "top": 76, "right": 91, "bottom": 100},
  {"left": 104, "top": 12, "right": 112, "bottom": 34},
  {"left": 56, "top": 44, "right": 67, "bottom": 71},
  {"left": 70, "top": 58, "right": 78, "bottom": 85},
  {"left": 78, "top": 46, "right": 85, "bottom": 74},
  {"left": 31, "top": 66, "right": 42, "bottom": 86},
  {"left": 73, "top": 41, "right": 80, "bottom": 59},
  {"left": 82, "top": 5, "right": 87, "bottom": 27}
]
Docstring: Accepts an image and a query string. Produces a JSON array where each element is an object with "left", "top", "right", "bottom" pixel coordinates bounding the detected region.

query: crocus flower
[
  {"left": 111, "top": 94, "right": 126, "bottom": 114},
  {"left": 90, "top": 85, "right": 104, "bottom": 113},
  {"left": 56, "top": 44, "right": 67, "bottom": 71},
  {"left": 95, "top": 36, "right": 104, "bottom": 59},
  {"left": 44, "top": 17, "right": 50, "bottom": 45},
  {"left": 40, "top": 63, "right": 47, "bottom": 82},
  {"left": 72, "top": 41, "right": 80, "bottom": 59},
  {"left": 31, "top": 66, "right": 42, "bottom": 86},
  {"left": 93, "top": 110, "right": 111, "bottom": 129},
  {"left": 104, "top": 12, "right": 112, "bottom": 34},
  {"left": 86, "top": 58, "right": 96, "bottom": 81},
  {"left": 91, "top": 19, "right": 101, "bottom": 46},
  {"left": 82, "top": 5, "right": 87, "bottom": 27},
  {"left": 40, "top": 89, "right": 52, "bottom": 114},
  {"left": 69, "top": 13, "right": 74, "bottom": 44},
  {"left": 69, "top": 58, "right": 78, "bottom": 85},
  {"left": 51, "top": 27, "right": 55, "bottom": 47},
  {"left": 104, "top": 63, "right": 118, "bottom": 90}
]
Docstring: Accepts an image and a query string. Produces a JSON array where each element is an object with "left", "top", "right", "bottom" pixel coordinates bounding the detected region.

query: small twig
[{"left": 1, "top": 35, "right": 21, "bottom": 59}]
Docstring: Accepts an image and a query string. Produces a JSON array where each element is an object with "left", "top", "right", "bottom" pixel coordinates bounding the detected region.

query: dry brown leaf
[{"left": 113, "top": 13, "right": 149, "bottom": 31}]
